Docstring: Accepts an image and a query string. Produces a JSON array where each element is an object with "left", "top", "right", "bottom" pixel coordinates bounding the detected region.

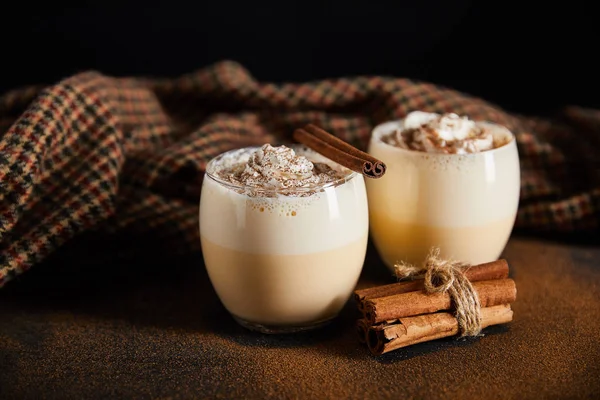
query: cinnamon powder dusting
[
  {"left": 382, "top": 112, "right": 508, "bottom": 154},
  {"left": 214, "top": 144, "right": 348, "bottom": 197}
]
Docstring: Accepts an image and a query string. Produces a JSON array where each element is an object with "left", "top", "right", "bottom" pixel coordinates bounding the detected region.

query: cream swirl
[
  {"left": 386, "top": 111, "right": 495, "bottom": 154},
  {"left": 221, "top": 144, "right": 344, "bottom": 193}
]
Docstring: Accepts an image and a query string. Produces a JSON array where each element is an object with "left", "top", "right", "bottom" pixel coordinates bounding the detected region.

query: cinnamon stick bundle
[
  {"left": 354, "top": 259, "right": 509, "bottom": 313},
  {"left": 367, "top": 304, "right": 514, "bottom": 355},
  {"left": 293, "top": 124, "right": 386, "bottom": 178},
  {"left": 353, "top": 258, "right": 517, "bottom": 354}
]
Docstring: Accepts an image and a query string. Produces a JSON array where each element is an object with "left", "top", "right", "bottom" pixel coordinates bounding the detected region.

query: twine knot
[{"left": 394, "top": 247, "right": 483, "bottom": 337}]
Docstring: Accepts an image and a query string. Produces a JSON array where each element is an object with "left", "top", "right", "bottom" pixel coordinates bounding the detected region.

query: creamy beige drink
[
  {"left": 367, "top": 112, "right": 520, "bottom": 270},
  {"left": 200, "top": 144, "right": 369, "bottom": 333}
]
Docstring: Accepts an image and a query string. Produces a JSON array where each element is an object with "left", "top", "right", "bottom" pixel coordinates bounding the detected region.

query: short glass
[
  {"left": 199, "top": 146, "right": 369, "bottom": 334},
  {"left": 366, "top": 120, "right": 520, "bottom": 272}
]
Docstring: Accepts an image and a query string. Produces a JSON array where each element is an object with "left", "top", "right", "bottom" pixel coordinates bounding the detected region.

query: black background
[{"left": 1, "top": 1, "right": 598, "bottom": 114}]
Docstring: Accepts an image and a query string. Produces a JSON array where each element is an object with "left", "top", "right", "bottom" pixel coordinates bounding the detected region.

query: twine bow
[{"left": 394, "top": 247, "right": 483, "bottom": 337}]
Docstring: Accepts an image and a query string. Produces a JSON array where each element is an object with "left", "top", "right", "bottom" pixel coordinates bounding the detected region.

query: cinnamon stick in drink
[
  {"left": 367, "top": 304, "right": 514, "bottom": 355},
  {"left": 354, "top": 259, "right": 509, "bottom": 313},
  {"left": 293, "top": 124, "right": 386, "bottom": 178},
  {"left": 364, "top": 278, "right": 517, "bottom": 325}
]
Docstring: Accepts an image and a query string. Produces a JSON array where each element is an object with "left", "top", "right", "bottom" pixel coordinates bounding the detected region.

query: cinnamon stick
[
  {"left": 293, "top": 124, "right": 386, "bottom": 178},
  {"left": 367, "top": 304, "right": 514, "bottom": 355},
  {"left": 356, "top": 318, "right": 370, "bottom": 344},
  {"left": 364, "top": 278, "right": 517, "bottom": 325},
  {"left": 354, "top": 259, "right": 509, "bottom": 313}
]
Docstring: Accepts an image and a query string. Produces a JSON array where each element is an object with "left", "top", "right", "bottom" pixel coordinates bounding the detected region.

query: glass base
[{"left": 232, "top": 315, "right": 335, "bottom": 334}]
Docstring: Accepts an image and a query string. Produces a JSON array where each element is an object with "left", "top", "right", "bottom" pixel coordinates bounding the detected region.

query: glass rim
[
  {"left": 371, "top": 119, "right": 516, "bottom": 157},
  {"left": 204, "top": 145, "right": 360, "bottom": 195}
]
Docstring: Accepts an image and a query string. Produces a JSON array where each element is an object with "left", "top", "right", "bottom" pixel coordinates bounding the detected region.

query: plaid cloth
[{"left": 1, "top": 61, "right": 599, "bottom": 287}]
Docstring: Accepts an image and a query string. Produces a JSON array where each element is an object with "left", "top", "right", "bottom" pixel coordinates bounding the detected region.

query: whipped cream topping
[
  {"left": 214, "top": 144, "right": 346, "bottom": 195},
  {"left": 384, "top": 111, "right": 496, "bottom": 154}
]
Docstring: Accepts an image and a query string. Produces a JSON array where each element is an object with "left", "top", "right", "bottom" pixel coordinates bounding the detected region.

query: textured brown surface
[{"left": 1, "top": 234, "right": 600, "bottom": 400}]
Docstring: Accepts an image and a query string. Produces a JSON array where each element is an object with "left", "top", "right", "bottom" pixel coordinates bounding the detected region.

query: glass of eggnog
[
  {"left": 200, "top": 144, "right": 369, "bottom": 333},
  {"left": 366, "top": 111, "right": 520, "bottom": 272}
]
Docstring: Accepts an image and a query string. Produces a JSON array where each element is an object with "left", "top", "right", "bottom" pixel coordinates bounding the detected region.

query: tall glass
[
  {"left": 366, "top": 120, "right": 520, "bottom": 271},
  {"left": 199, "top": 147, "right": 369, "bottom": 333}
]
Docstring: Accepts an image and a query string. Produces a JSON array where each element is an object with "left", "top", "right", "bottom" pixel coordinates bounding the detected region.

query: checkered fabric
[{"left": 1, "top": 61, "right": 599, "bottom": 287}]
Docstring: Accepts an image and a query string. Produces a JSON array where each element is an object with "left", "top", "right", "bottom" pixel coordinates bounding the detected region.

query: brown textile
[{"left": 1, "top": 60, "right": 599, "bottom": 287}]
